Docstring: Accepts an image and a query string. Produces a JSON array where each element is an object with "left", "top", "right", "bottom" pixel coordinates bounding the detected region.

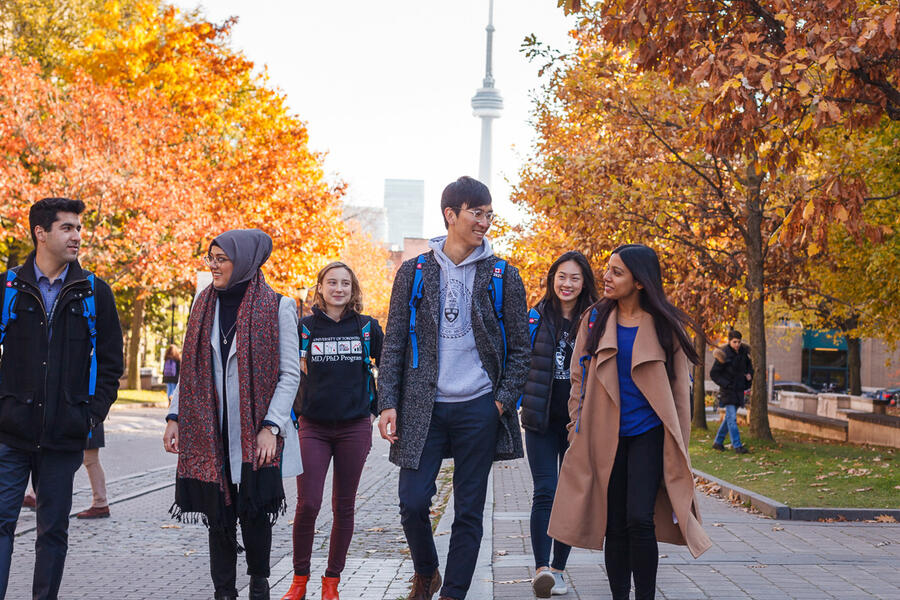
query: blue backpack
[
  {"left": 408, "top": 254, "right": 507, "bottom": 369},
  {"left": 0, "top": 269, "right": 98, "bottom": 397}
]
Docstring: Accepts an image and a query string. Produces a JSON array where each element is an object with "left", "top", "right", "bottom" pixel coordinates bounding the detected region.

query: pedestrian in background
[
  {"left": 0, "top": 198, "right": 124, "bottom": 600},
  {"left": 163, "top": 229, "right": 302, "bottom": 600},
  {"left": 74, "top": 423, "right": 110, "bottom": 519},
  {"left": 710, "top": 330, "right": 752, "bottom": 454},
  {"left": 519, "top": 251, "right": 598, "bottom": 598},
  {"left": 549, "top": 244, "right": 711, "bottom": 600},
  {"left": 163, "top": 344, "right": 181, "bottom": 402},
  {"left": 377, "top": 176, "right": 530, "bottom": 600},
  {"left": 281, "top": 262, "right": 383, "bottom": 600}
]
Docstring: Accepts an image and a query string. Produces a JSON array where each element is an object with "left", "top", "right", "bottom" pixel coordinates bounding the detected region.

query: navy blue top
[{"left": 616, "top": 324, "right": 662, "bottom": 436}]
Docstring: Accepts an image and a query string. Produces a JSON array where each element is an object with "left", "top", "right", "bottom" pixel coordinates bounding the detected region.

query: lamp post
[
  {"left": 168, "top": 297, "right": 177, "bottom": 345},
  {"left": 297, "top": 286, "right": 310, "bottom": 319}
]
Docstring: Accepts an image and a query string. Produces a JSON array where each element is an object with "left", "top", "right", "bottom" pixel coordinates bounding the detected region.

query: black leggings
[{"left": 604, "top": 425, "right": 664, "bottom": 600}]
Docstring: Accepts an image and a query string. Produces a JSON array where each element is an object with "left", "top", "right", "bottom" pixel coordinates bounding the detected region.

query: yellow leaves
[
  {"left": 833, "top": 205, "right": 849, "bottom": 222},
  {"left": 802, "top": 200, "right": 816, "bottom": 220},
  {"left": 761, "top": 72, "right": 774, "bottom": 93},
  {"left": 797, "top": 79, "right": 811, "bottom": 97}
]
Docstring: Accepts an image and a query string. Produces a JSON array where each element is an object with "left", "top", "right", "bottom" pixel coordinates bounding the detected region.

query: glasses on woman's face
[{"left": 203, "top": 254, "right": 231, "bottom": 267}]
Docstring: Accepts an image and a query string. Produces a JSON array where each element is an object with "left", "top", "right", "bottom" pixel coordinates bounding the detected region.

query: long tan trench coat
[{"left": 547, "top": 309, "right": 712, "bottom": 558}]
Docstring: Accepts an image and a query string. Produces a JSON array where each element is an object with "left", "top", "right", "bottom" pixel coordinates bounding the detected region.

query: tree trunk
[
  {"left": 692, "top": 331, "right": 708, "bottom": 429},
  {"left": 847, "top": 336, "right": 861, "bottom": 395},
  {"left": 744, "top": 169, "right": 773, "bottom": 440},
  {"left": 126, "top": 297, "right": 146, "bottom": 390},
  {"left": 5, "top": 241, "right": 24, "bottom": 269}
]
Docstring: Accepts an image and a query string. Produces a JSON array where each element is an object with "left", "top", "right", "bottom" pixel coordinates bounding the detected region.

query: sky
[{"left": 171, "top": 0, "right": 575, "bottom": 238}]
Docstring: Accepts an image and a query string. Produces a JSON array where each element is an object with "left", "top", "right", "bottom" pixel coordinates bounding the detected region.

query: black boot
[{"left": 249, "top": 576, "right": 270, "bottom": 600}]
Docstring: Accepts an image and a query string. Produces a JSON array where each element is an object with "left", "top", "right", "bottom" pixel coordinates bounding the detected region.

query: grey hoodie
[{"left": 429, "top": 235, "right": 495, "bottom": 402}]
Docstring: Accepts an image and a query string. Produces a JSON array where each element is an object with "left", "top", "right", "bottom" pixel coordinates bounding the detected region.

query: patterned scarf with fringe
[{"left": 171, "top": 270, "right": 285, "bottom": 529}]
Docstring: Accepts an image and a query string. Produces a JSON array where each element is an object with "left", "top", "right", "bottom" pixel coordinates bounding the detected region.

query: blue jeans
[
  {"left": 398, "top": 393, "right": 499, "bottom": 600},
  {"left": 0, "top": 443, "right": 83, "bottom": 600},
  {"left": 524, "top": 421, "right": 571, "bottom": 571},
  {"left": 714, "top": 404, "right": 743, "bottom": 448},
  {"left": 166, "top": 382, "right": 177, "bottom": 398}
]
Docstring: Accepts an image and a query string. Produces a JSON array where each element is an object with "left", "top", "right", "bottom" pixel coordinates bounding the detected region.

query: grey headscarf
[{"left": 210, "top": 229, "right": 273, "bottom": 290}]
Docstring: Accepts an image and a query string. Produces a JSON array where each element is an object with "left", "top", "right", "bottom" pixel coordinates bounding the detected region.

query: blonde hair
[{"left": 312, "top": 262, "right": 364, "bottom": 316}]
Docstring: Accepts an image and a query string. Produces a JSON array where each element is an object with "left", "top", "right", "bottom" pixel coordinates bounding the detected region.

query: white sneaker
[
  {"left": 532, "top": 569, "right": 555, "bottom": 598},
  {"left": 551, "top": 571, "right": 568, "bottom": 595}
]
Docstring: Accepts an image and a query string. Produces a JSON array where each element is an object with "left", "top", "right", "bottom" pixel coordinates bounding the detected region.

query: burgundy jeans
[{"left": 292, "top": 416, "right": 372, "bottom": 577}]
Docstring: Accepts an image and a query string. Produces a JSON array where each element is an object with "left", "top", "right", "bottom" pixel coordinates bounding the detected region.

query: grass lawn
[
  {"left": 690, "top": 426, "right": 899, "bottom": 509},
  {"left": 117, "top": 388, "right": 169, "bottom": 404}
]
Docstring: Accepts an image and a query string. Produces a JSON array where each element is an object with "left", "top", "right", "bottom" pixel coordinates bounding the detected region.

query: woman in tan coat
[{"left": 548, "top": 244, "right": 711, "bottom": 600}]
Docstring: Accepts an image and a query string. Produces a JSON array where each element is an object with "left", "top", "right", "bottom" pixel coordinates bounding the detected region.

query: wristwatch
[{"left": 264, "top": 423, "right": 280, "bottom": 436}]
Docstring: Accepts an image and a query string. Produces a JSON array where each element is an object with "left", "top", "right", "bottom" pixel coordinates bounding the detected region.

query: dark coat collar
[{"left": 17, "top": 252, "right": 87, "bottom": 287}]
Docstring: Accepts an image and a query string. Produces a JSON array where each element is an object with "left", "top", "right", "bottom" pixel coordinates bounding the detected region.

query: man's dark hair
[
  {"left": 440, "top": 176, "right": 492, "bottom": 228},
  {"left": 728, "top": 329, "right": 743, "bottom": 341},
  {"left": 29, "top": 197, "right": 85, "bottom": 246}
]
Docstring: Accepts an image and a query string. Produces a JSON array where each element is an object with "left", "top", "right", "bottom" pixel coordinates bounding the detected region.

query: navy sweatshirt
[{"left": 299, "top": 307, "right": 383, "bottom": 422}]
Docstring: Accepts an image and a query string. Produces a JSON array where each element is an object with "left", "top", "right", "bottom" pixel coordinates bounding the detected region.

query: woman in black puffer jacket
[{"left": 520, "top": 251, "right": 598, "bottom": 598}]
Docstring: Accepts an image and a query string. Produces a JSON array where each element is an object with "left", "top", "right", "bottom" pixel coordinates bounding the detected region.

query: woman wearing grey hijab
[{"left": 163, "top": 229, "right": 302, "bottom": 600}]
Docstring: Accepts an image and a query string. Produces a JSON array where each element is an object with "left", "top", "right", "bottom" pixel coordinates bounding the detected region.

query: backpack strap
[
  {"left": 516, "top": 305, "right": 542, "bottom": 411},
  {"left": 299, "top": 323, "right": 311, "bottom": 358},
  {"left": 81, "top": 273, "right": 98, "bottom": 397},
  {"left": 489, "top": 260, "right": 508, "bottom": 368},
  {"left": 527, "top": 307, "right": 541, "bottom": 349},
  {"left": 359, "top": 317, "right": 377, "bottom": 412},
  {"left": 408, "top": 254, "right": 428, "bottom": 369},
  {"left": 0, "top": 270, "right": 19, "bottom": 347},
  {"left": 574, "top": 307, "right": 599, "bottom": 433}
]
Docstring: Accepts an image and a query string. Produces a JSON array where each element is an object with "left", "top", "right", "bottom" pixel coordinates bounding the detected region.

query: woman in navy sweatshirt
[{"left": 282, "top": 262, "right": 383, "bottom": 600}]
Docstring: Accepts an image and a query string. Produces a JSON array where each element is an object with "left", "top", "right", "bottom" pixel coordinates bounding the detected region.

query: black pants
[
  {"left": 208, "top": 484, "right": 273, "bottom": 599},
  {"left": 398, "top": 393, "right": 499, "bottom": 600},
  {"left": 0, "top": 444, "right": 83, "bottom": 600},
  {"left": 604, "top": 425, "right": 664, "bottom": 600}
]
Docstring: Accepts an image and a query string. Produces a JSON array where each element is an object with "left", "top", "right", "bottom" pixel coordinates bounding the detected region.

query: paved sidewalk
[
  {"left": 492, "top": 456, "right": 900, "bottom": 599},
  {"left": 8, "top": 408, "right": 900, "bottom": 599}
]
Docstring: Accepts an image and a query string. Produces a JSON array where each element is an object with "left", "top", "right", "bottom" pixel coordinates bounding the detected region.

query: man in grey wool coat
[{"left": 377, "top": 176, "right": 529, "bottom": 600}]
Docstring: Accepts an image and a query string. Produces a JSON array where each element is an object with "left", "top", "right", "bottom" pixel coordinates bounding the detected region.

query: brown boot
[
  {"left": 407, "top": 569, "right": 441, "bottom": 600},
  {"left": 321, "top": 575, "right": 339, "bottom": 600},
  {"left": 280, "top": 574, "right": 308, "bottom": 600}
]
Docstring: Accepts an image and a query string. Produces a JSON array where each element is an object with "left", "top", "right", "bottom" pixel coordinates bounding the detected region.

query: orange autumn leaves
[{"left": 0, "top": 1, "right": 345, "bottom": 296}]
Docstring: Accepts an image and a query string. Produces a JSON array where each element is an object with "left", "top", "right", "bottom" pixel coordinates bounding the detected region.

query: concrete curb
[{"left": 693, "top": 468, "right": 900, "bottom": 522}]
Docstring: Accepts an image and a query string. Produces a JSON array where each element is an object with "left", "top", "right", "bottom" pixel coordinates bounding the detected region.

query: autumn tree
[
  {"left": 543, "top": 1, "right": 899, "bottom": 437},
  {"left": 0, "top": 1, "right": 347, "bottom": 385},
  {"left": 0, "top": 55, "right": 209, "bottom": 387}
]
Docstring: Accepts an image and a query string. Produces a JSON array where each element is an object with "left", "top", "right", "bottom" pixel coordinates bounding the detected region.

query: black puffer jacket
[
  {"left": 520, "top": 303, "right": 561, "bottom": 434},
  {"left": 0, "top": 254, "right": 124, "bottom": 452},
  {"left": 710, "top": 342, "right": 752, "bottom": 407}
]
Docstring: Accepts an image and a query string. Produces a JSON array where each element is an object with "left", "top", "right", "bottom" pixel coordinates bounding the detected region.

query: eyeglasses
[
  {"left": 203, "top": 254, "right": 232, "bottom": 267},
  {"left": 462, "top": 208, "right": 495, "bottom": 223}
]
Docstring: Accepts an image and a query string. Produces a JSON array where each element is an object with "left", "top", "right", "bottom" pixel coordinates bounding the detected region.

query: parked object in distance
[
  {"left": 771, "top": 381, "right": 818, "bottom": 403},
  {"left": 874, "top": 387, "right": 900, "bottom": 406}
]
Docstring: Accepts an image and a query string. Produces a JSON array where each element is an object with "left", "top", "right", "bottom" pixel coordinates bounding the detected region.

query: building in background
[
  {"left": 384, "top": 179, "right": 425, "bottom": 249},
  {"left": 343, "top": 204, "right": 388, "bottom": 243},
  {"left": 471, "top": 0, "right": 503, "bottom": 188}
]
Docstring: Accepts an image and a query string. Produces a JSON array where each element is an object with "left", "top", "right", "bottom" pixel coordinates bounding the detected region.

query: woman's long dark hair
[
  {"left": 585, "top": 244, "right": 700, "bottom": 377},
  {"left": 538, "top": 251, "right": 599, "bottom": 336}
]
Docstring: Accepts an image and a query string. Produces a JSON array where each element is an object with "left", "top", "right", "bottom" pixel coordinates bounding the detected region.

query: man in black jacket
[
  {"left": 710, "top": 330, "right": 752, "bottom": 454},
  {"left": 0, "top": 198, "right": 124, "bottom": 600}
]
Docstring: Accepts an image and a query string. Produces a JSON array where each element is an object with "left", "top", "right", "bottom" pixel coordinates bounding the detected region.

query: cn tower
[{"left": 471, "top": 0, "right": 503, "bottom": 189}]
